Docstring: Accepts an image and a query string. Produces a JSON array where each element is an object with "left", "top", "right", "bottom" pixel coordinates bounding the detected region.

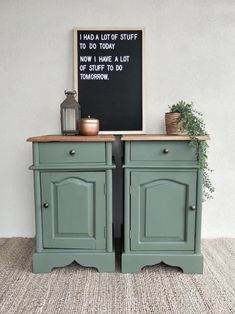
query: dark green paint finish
[
  {"left": 29, "top": 164, "right": 116, "bottom": 170},
  {"left": 30, "top": 137, "right": 203, "bottom": 274},
  {"left": 33, "top": 170, "right": 43, "bottom": 252},
  {"left": 39, "top": 142, "right": 106, "bottom": 164},
  {"left": 41, "top": 172, "right": 106, "bottom": 249},
  {"left": 122, "top": 140, "right": 204, "bottom": 274},
  {"left": 123, "top": 161, "right": 198, "bottom": 168},
  {"left": 33, "top": 252, "right": 115, "bottom": 273},
  {"left": 130, "top": 141, "right": 197, "bottom": 162},
  {"left": 30, "top": 141, "right": 115, "bottom": 273},
  {"left": 130, "top": 171, "right": 197, "bottom": 251},
  {"left": 121, "top": 253, "right": 203, "bottom": 273},
  {"left": 195, "top": 170, "right": 203, "bottom": 254}
]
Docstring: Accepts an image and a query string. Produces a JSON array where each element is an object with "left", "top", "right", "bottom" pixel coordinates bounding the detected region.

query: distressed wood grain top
[
  {"left": 27, "top": 135, "right": 116, "bottom": 142},
  {"left": 121, "top": 134, "right": 209, "bottom": 141}
]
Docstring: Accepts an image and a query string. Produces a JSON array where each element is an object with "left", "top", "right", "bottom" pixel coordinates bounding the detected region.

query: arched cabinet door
[
  {"left": 130, "top": 171, "right": 197, "bottom": 251},
  {"left": 41, "top": 172, "right": 106, "bottom": 249}
]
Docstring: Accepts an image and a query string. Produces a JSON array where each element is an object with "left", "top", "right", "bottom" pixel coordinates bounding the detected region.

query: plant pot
[{"left": 165, "top": 112, "right": 186, "bottom": 135}]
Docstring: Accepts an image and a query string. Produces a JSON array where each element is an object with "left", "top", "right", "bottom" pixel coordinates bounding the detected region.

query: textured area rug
[{"left": 0, "top": 238, "right": 234, "bottom": 314}]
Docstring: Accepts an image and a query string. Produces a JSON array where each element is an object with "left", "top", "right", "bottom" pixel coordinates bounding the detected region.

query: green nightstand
[
  {"left": 121, "top": 134, "right": 208, "bottom": 274},
  {"left": 27, "top": 135, "right": 116, "bottom": 273}
]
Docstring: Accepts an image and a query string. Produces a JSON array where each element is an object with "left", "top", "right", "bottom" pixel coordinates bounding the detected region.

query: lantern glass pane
[{"left": 63, "top": 108, "right": 76, "bottom": 131}]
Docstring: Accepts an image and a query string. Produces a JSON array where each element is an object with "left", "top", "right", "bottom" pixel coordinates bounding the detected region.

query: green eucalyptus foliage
[{"left": 169, "top": 100, "right": 214, "bottom": 201}]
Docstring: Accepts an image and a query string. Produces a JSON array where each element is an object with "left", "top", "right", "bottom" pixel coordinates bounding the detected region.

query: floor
[{"left": 0, "top": 238, "right": 234, "bottom": 314}]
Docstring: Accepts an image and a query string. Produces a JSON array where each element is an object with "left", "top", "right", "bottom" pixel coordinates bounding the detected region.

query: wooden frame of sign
[{"left": 74, "top": 28, "right": 144, "bottom": 134}]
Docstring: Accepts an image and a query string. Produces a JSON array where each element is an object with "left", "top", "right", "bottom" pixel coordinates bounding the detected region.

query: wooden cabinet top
[
  {"left": 27, "top": 135, "right": 116, "bottom": 142},
  {"left": 121, "top": 134, "right": 209, "bottom": 141},
  {"left": 27, "top": 134, "right": 209, "bottom": 143}
]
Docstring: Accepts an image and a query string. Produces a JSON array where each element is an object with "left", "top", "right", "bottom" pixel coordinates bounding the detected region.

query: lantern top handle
[{"left": 65, "top": 90, "right": 77, "bottom": 96}]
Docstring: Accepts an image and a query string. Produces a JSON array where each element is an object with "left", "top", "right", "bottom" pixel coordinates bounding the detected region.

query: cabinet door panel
[
  {"left": 131, "top": 171, "right": 196, "bottom": 251},
  {"left": 41, "top": 172, "right": 106, "bottom": 249},
  {"left": 56, "top": 177, "right": 93, "bottom": 236}
]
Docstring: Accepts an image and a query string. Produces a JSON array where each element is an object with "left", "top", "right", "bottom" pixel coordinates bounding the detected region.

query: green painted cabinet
[
  {"left": 28, "top": 135, "right": 115, "bottom": 273},
  {"left": 41, "top": 172, "right": 106, "bottom": 250},
  {"left": 130, "top": 171, "right": 197, "bottom": 251},
  {"left": 28, "top": 134, "right": 206, "bottom": 274},
  {"left": 121, "top": 136, "right": 205, "bottom": 274}
]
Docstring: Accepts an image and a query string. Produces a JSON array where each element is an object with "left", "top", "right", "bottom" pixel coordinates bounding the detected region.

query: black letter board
[{"left": 74, "top": 29, "right": 143, "bottom": 133}]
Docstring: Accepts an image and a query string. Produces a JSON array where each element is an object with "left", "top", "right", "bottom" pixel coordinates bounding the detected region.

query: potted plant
[{"left": 165, "top": 100, "right": 214, "bottom": 200}]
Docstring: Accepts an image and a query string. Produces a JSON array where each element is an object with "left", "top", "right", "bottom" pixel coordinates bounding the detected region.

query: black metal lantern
[{"left": 60, "top": 90, "right": 81, "bottom": 135}]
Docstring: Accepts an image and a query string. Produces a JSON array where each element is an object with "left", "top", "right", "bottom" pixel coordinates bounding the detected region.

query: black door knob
[
  {"left": 163, "top": 148, "right": 169, "bottom": 154},
  {"left": 69, "top": 149, "right": 76, "bottom": 156},
  {"left": 43, "top": 203, "right": 49, "bottom": 208}
]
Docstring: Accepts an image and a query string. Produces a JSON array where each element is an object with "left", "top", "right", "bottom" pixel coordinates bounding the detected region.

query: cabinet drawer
[
  {"left": 39, "top": 142, "right": 106, "bottom": 164},
  {"left": 130, "top": 141, "right": 196, "bottom": 161}
]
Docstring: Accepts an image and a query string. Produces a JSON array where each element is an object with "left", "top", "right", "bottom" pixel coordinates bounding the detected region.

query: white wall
[{"left": 0, "top": 0, "right": 234, "bottom": 238}]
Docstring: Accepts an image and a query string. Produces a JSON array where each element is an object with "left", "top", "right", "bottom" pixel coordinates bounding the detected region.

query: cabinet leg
[
  {"left": 75, "top": 253, "right": 116, "bottom": 273},
  {"left": 121, "top": 253, "right": 203, "bottom": 274},
  {"left": 33, "top": 252, "right": 115, "bottom": 273},
  {"left": 33, "top": 253, "right": 55, "bottom": 273},
  {"left": 177, "top": 255, "right": 203, "bottom": 274},
  {"left": 121, "top": 254, "right": 143, "bottom": 273}
]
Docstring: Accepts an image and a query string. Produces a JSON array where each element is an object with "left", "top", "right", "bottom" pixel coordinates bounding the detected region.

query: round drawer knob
[
  {"left": 69, "top": 149, "right": 76, "bottom": 156},
  {"left": 163, "top": 148, "right": 169, "bottom": 154},
  {"left": 43, "top": 203, "right": 49, "bottom": 208},
  {"left": 190, "top": 205, "right": 196, "bottom": 211}
]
